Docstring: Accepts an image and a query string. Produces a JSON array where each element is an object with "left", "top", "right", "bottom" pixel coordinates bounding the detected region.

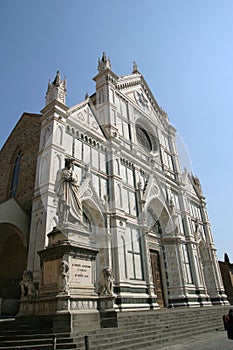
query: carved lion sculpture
[
  {"left": 98, "top": 267, "right": 114, "bottom": 296},
  {"left": 19, "top": 269, "right": 37, "bottom": 298}
]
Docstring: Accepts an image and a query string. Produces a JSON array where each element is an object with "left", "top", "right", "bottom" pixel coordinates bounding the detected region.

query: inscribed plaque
[{"left": 71, "top": 258, "right": 92, "bottom": 285}]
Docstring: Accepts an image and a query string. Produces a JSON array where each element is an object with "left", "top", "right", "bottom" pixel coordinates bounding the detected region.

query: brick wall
[
  {"left": 0, "top": 113, "right": 41, "bottom": 214},
  {"left": 219, "top": 261, "right": 233, "bottom": 304}
]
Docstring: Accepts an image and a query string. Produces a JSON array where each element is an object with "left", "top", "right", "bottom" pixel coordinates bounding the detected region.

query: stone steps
[
  {"left": 93, "top": 328, "right": 220, "bottom": 350},
  {"left": 0, "top": 342, "right": 78, "bottom": 350},
  {"left": 75, "top": 305, "right": 229, "bottom": 350},
  {"left": 0, "top": 332, "right": 71, "bottom": 340},
  {"left": 0, "top": 330, "right": 78, "bottom": 350},
  {"left": 79, "top": 315, "right": 222, "bottom": 342},
  {"left": 0, "top": 336, "right": 75, "bottom": 347},
  {"left": 0, "top": 305, "right": 229, "bottom": 350},
  {"left": 86, "top": 321, "right": 223, "bottom": 350}
]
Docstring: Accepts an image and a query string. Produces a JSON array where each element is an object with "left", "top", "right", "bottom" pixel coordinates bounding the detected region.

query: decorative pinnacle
[
  {"left": 53, "top": 71, "right": 61, "bottom": 86},
  {"left": 132, "top": 61, "right": 139, "bottom": 74},
  {"left": 45, "top": 70, "right": 67, "bottom": 106},
  {"left": 102, "top": 52, "right": 107, "bottom": 63},
  {"left": 98, "top": 52, "right": 111, "bottom": 72}
]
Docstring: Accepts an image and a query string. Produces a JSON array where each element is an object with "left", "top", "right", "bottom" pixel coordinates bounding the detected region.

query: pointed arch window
[
  {"left": 126, "top": 227, "right": 143, "bottom": 280},
  {"left": 136, "top": 125, "right": 152, "bottom": 152},
  {"left": 10, "top": 151, "right": 22, "bottom": 197}
]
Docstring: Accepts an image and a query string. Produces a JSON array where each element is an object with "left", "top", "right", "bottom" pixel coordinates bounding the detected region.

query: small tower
[
  {"left": 98, "top": 52, "right": 111, "bottom": 73},
  {"left": 93, "top": 52, "right": 118, "bottom": 132},
  {"left": 45, "top": 71, "right": 67, "bottom": 106}
]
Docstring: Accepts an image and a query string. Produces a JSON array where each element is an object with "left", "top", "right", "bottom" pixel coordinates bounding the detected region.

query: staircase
[
  {"left": 0, "top": 319, "right": 77, "bottom": 350},
  {"left": 0, "top": 305, "right": 229, "bottom": 350},
  {"left": 82, "top": 305, "right": 229, "bottom": 350}
]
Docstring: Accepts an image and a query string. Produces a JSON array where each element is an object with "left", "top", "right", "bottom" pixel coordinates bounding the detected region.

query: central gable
[{"left": 117, "top": 73, "right": 169, "bottom": 129}]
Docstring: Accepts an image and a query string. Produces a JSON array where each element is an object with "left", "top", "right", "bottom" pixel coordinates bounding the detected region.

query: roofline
[{"left": 0, "top": 112, "right": 42, "bottom": 152}]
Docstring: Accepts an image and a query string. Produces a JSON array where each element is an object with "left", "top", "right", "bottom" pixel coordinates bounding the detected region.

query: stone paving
[{"left": 158, "top": 330, "right": 233, "bottom": 350}]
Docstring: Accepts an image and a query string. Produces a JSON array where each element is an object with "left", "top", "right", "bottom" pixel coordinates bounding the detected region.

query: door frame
[{"left": 150, "top": 249, "right": 165, "bottom": 308}]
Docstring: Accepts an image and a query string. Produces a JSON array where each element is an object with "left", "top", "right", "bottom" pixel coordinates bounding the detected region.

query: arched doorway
[
  {"left": 150, "top": 249, "right": 165, "bottom": 307},
  {"left": 145, "top": 197, "right": 171, "bottom": 308},
  {"left": 82, "top": 197, "right": 106, "bottom": 292},
  {"left": 0, "top": 223, "right": 27, "bottom": 315}
]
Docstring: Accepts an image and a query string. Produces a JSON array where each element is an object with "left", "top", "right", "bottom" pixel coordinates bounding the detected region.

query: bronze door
[{"left": 150, "top": 250, "right": 165, "bottom": 308}]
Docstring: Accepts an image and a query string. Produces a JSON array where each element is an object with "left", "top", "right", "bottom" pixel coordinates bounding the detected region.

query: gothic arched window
[
  {"left": 136, "top": 125, "right": 152, "bottom": 152},
  {"left": 10, "top": 151, "right": 22, "bottom": 197}
]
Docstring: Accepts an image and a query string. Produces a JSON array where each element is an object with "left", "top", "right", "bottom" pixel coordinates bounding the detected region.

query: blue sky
[{"left": 0, "top": 0, "right": 232, "bottom": 261}]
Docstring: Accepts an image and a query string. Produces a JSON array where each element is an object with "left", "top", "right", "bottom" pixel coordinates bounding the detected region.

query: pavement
[{"left": 158, "top": 330, "right": 233, "bottom": 350}]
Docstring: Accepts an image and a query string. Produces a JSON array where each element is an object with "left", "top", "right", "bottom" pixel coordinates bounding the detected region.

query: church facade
[{"left": 0, "top": 53, "right": 228, "bottom": 318}]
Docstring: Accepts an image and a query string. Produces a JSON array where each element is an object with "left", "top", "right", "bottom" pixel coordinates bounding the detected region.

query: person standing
[{"left": 226, "top": 309, "right": 233, "bottom": 340}]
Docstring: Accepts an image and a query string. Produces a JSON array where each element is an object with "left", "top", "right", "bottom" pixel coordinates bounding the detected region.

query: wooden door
[{"left": 150, "top": 250, "right": 165, "bottom": 308}]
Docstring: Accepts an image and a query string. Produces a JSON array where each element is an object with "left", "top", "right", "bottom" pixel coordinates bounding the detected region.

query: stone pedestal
[
  {"left": 97, "top": 295, "right": 118, "bottom": 328},
  {"left": 18, "top": 224, "right": 100, "bottom": 332}
]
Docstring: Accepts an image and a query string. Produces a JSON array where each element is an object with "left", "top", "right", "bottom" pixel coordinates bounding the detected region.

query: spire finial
[
  {"left": 53, "top": 71, "right": 61, "bottom": 86},
  {"left": 45, "top": 70, "right": 67, "bottom": 106},
  {"left": 98, "top": 52, "right": 111, "bottom": 73},
  {"left": 102, "top": 52, "right": 107, "bottom": 62},
  {"left": 132, "top": 61, "right": 139, "bottom": 74}
]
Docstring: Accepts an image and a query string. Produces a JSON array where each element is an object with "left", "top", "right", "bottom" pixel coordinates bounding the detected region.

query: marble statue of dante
[{"left": 55, "top": 158, "right": 82, "bottom": 224}]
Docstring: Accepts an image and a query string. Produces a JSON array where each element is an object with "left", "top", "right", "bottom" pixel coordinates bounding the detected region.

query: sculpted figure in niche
[
  {"left": 55, "top": 158, "right": 82, "bottom": 224},
  {"left": 192, "top": 175, "right": 204, "bottom": 199},
  {"left": 58, "top": 260, "right": 69, "bottom": 293},
  {"left": 19, "top": 269, "right": 37, "bottom": 298},
  {"left": 98, "top": 267, "right": 114, "bottom": 296},
  {"left": 169, "top": 197, "right": 179, "bottom": 234},
  {"left": 194, "top": 218, "right": 205, "bottom": 242}
]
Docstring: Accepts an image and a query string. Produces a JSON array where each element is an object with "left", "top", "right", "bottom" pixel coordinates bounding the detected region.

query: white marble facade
[{"left": 27, "top": 55, "right": 228, "bottom": 309}]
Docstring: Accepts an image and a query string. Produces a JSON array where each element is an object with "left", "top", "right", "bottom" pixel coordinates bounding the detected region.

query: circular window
[{"left": 136, "top": 125, "right": 152, "bottom": 152}]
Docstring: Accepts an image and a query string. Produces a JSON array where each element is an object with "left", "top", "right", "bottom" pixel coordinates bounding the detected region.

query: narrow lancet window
[{"left": 10, "top": 151, "right": 22, "bottom": 197}]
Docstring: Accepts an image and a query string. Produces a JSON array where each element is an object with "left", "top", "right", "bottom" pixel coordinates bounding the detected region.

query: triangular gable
[
  {"left": 181, "top": 170, "right": 199, "bottom": 198},
  {"left": 68, "top": 101, "right": 105, "bottom": 139},
  {"left": 142, "top": 173, "right": 167, "bottom": 207},
  {"left": 117, "top": 73, "right": 169, "bottom": 129},
  {"left": 141, "top": 174, "right": 172, "bottom": 230},
  {"left": 80, "top": 174, "right": 104, "bottom": 216}
]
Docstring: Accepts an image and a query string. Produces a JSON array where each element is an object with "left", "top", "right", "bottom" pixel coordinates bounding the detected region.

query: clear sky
[{"left": 0, "top": 0, "right": 232, "bottom": 261}]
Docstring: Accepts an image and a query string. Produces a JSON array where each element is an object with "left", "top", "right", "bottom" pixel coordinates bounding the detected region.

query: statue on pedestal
[
  {"left": 58, "top": 260, "right": 70, "bottom": 293},
  {"left": 55, "top": 158, "right": 82, "bottom": 224},
  {"left": 19, "top": 269, "right": 37, "bottom": 299},
  {"left": 98, "top": 267, "right": 114, "bottom": 296}
]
